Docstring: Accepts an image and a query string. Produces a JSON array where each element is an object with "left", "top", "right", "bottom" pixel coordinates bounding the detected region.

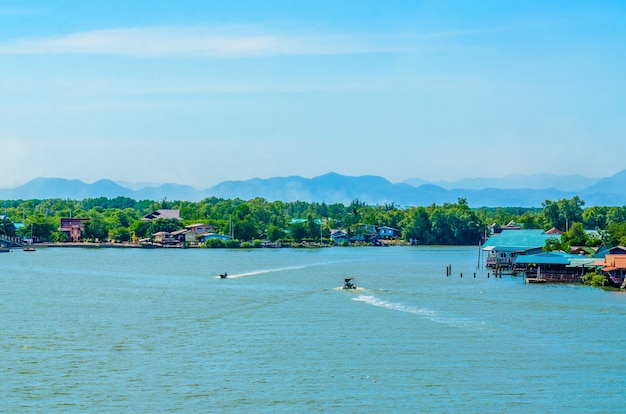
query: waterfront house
[
  {"left": 142, "top": 209, "right": 182, "bottom": 221},
  {"left": 152, "top": 231, "right": 175, "bottom": 244},
  {"left": 350, "top": 224, "right": 379, "bottom": 244},
  {"left": 330, "top": 229, "right": 348, "bottom": 243},
  {"left": 482, "top": 229, "right": 556, "bottom": 269},
  {"left": 59, "top": 218, "right": 90, "bottom": 242},
  {"left": 514, "top": 251, "right": 595, "bottom": 283},
  {"left": 170, "top": 229, "right": 193, "bottom": 244},
  {"left": 378, "top": 226, "right": 399, "bottom": 239},
  {"left": 595, "top": 254, "right": 626, "bottom": 287}
]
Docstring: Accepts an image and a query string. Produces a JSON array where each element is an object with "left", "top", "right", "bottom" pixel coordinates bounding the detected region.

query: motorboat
[
  {"left": 219, "top": 273, "right": 228, "bottom": 279},
  {"left": 342, "top": 278, "right": 357, "bottom": 289}
]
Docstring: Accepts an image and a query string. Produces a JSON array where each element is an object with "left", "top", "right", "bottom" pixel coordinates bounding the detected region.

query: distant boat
[
  {"left": 0, "top": 244, "right": 9, "bottom": 253},
  {"left": 23, "top": 245, "right": 35, "bottom": 252},
  {"left": 219, "top": 273, "right": 228, "bottom": 279}
]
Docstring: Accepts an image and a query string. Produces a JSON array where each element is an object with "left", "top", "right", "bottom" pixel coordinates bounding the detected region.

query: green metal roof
[{"left": 482, "top": 230, "right": 555, "bottom": 251}]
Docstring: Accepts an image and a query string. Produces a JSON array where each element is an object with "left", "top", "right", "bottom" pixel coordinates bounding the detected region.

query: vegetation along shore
[{"left": 2, "top": 195, "right": 626, "bottom": 287}]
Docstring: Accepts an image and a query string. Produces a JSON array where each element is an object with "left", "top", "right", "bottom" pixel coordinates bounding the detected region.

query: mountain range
[{"left": 1, "top": 171, "right": 626, "bottom": 208}]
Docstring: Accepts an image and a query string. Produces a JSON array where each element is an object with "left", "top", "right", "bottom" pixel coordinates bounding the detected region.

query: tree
[
  {"left": 267, "top": 224, "right": 284, "bottom": 242},
  {"left": 541, "top": 197, "right": 585, "bottom": 231},
  {"left": 290, "top": 222, "right": 308, "bottom": 242},
  {"left": 84, "top": 212, "right": 108, "bottom": 241},
  {"left": 109, "top": 227, "right": 131, "bottom": 242},
  {"left": 1, "top": 217, "right": 16, "bottom": 237},
  {"left": 401, "top": 207, "right": 432, "bottom": 244},
  {"left": 561, "top": 222, "right": 588, "bottom": 251}
]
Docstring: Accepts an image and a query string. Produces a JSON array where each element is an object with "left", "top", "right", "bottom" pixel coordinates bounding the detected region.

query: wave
[{"left": 352, "top": 295, "right": 487, "bottom": 330}]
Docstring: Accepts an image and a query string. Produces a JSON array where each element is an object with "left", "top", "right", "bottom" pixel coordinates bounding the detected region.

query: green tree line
[{"left": 2, "top": 195, "right": 626, "bottom": 247}]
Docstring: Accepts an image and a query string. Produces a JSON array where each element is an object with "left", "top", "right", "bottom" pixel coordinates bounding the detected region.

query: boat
[
  {"left": 342, "top": 278, "right": 357, "bottom": 289},
  {"left": 0, "top": 244, "right": 9, "bottom": 253},
  {"left": 219, "top": 273, "right": 228, "bottom": 279}
]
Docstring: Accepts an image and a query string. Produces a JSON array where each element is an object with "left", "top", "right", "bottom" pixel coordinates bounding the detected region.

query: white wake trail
[
  {"left": 215, "top": 262, "right": 336, "bottom": 279},
  {"left": 352, "top": 295, "right": 486, "bottom": 330}
]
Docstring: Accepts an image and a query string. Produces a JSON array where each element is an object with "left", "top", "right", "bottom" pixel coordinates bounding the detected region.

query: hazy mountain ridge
[
  {"left": 1, "top": 171, "right": 625, "bottom": 207},
  {"left": 404, "top": 173, "right": 599, "bottom": 191}
]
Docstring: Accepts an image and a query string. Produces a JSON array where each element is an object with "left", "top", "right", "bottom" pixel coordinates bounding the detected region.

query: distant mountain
[
  {"left": 1, "top": 171, "right": 626, "bottom": 207},
  {"left": 210, "top": 173, "right": 414, "bottom": 205},
  {"left": 404, "top": 173, "right": 599, "bottom": 191},
  {"left": 0, "top": 178, "right": 133, "bottom": 200},
  {"left": 582, "top": 169, "right": 626, "bottom": 195}
]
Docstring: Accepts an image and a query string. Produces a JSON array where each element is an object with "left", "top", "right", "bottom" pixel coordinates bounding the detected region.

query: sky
[{"left": 1, "top": 0, "right": 625, "bottom": 188}]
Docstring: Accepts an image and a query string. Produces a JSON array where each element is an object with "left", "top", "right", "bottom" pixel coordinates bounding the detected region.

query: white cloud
[{"left": 0, "top": 26, "right": 419, "bottom": 58}]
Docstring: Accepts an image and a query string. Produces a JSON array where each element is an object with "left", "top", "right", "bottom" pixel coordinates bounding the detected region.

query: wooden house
[
  {"left": 59, "top": 218, "right": 90, "bottom": 242},
  {"left": 152, "top": 231, "right": 175, "bottom": 244}
]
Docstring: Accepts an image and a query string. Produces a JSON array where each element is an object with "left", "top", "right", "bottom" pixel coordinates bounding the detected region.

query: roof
[
  {"left": 482, "top": 229, "right": 555, "bottom": 251},
  {"left": 596, "top": 254, "right": 626, "bottom": 270},
  {"left": 594, "top": 245, "right": 626, "bottom": 258},
  {"left": 514, "top": 252, "right": 573, "bottom": 265},
  {"left": 142, "top": 209, "right": 181, "bottom": 221},
  {"left": 289, "top": 218, "right": 321, "bottom": 225},
  {"left": 515, "top": 252, "right": 597, "bottom": 267},
  {"left": 186, "top": 223, "right": 215, "bottom": 229}
]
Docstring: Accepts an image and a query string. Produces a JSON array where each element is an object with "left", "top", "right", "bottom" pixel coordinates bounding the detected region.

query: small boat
[
  {"left": 219, "top": 273, "right": 228, "bottom": 279},
  {"left": 342, "top": 278, "right": 357, "bottom": 289}
]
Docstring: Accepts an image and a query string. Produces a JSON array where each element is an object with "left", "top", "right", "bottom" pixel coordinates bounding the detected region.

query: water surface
[{"left": 1, "top": 246, "right": 624, "bottom": 412}]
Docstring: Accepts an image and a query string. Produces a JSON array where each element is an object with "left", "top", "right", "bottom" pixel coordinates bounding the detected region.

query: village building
[
  {"left": 378, "top": 226, "right": 399, "bottom": 239},
  {"left": 595, "top": 251, "right": 626, "bottom": 287},
  {"left": 482, "top": 229, "right": 556, "bottom": 269},
  {"left": 330, "top": 229, "right": 348, "bottom": 243},
  {"left": 59, "top": 218, "right": 90, "bottom": 242},
  {"left": 514, "top": 251, "right": 596, "bottom": 283}
]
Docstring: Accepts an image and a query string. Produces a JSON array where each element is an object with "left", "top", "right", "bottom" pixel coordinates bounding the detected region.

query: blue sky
[{"left": 1, "top": 0, "right": 625, "bottom": 188}]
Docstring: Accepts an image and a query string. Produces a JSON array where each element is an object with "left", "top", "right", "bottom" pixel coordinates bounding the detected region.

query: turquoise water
[{"left": 1, "top": 246, "right": 625, "bottom": 412}]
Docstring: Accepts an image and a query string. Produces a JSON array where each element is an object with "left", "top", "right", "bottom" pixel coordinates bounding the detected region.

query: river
[{"left": 1, "top": 246, "right": 624, "bottom": 412}]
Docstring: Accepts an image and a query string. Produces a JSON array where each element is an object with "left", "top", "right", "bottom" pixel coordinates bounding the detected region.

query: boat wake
[
  {"left": 215, "top": 262, "right": 330, "bottom": 279},
  {"left": 352, "top": 295, "right": 486, "bottom": 330}
]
